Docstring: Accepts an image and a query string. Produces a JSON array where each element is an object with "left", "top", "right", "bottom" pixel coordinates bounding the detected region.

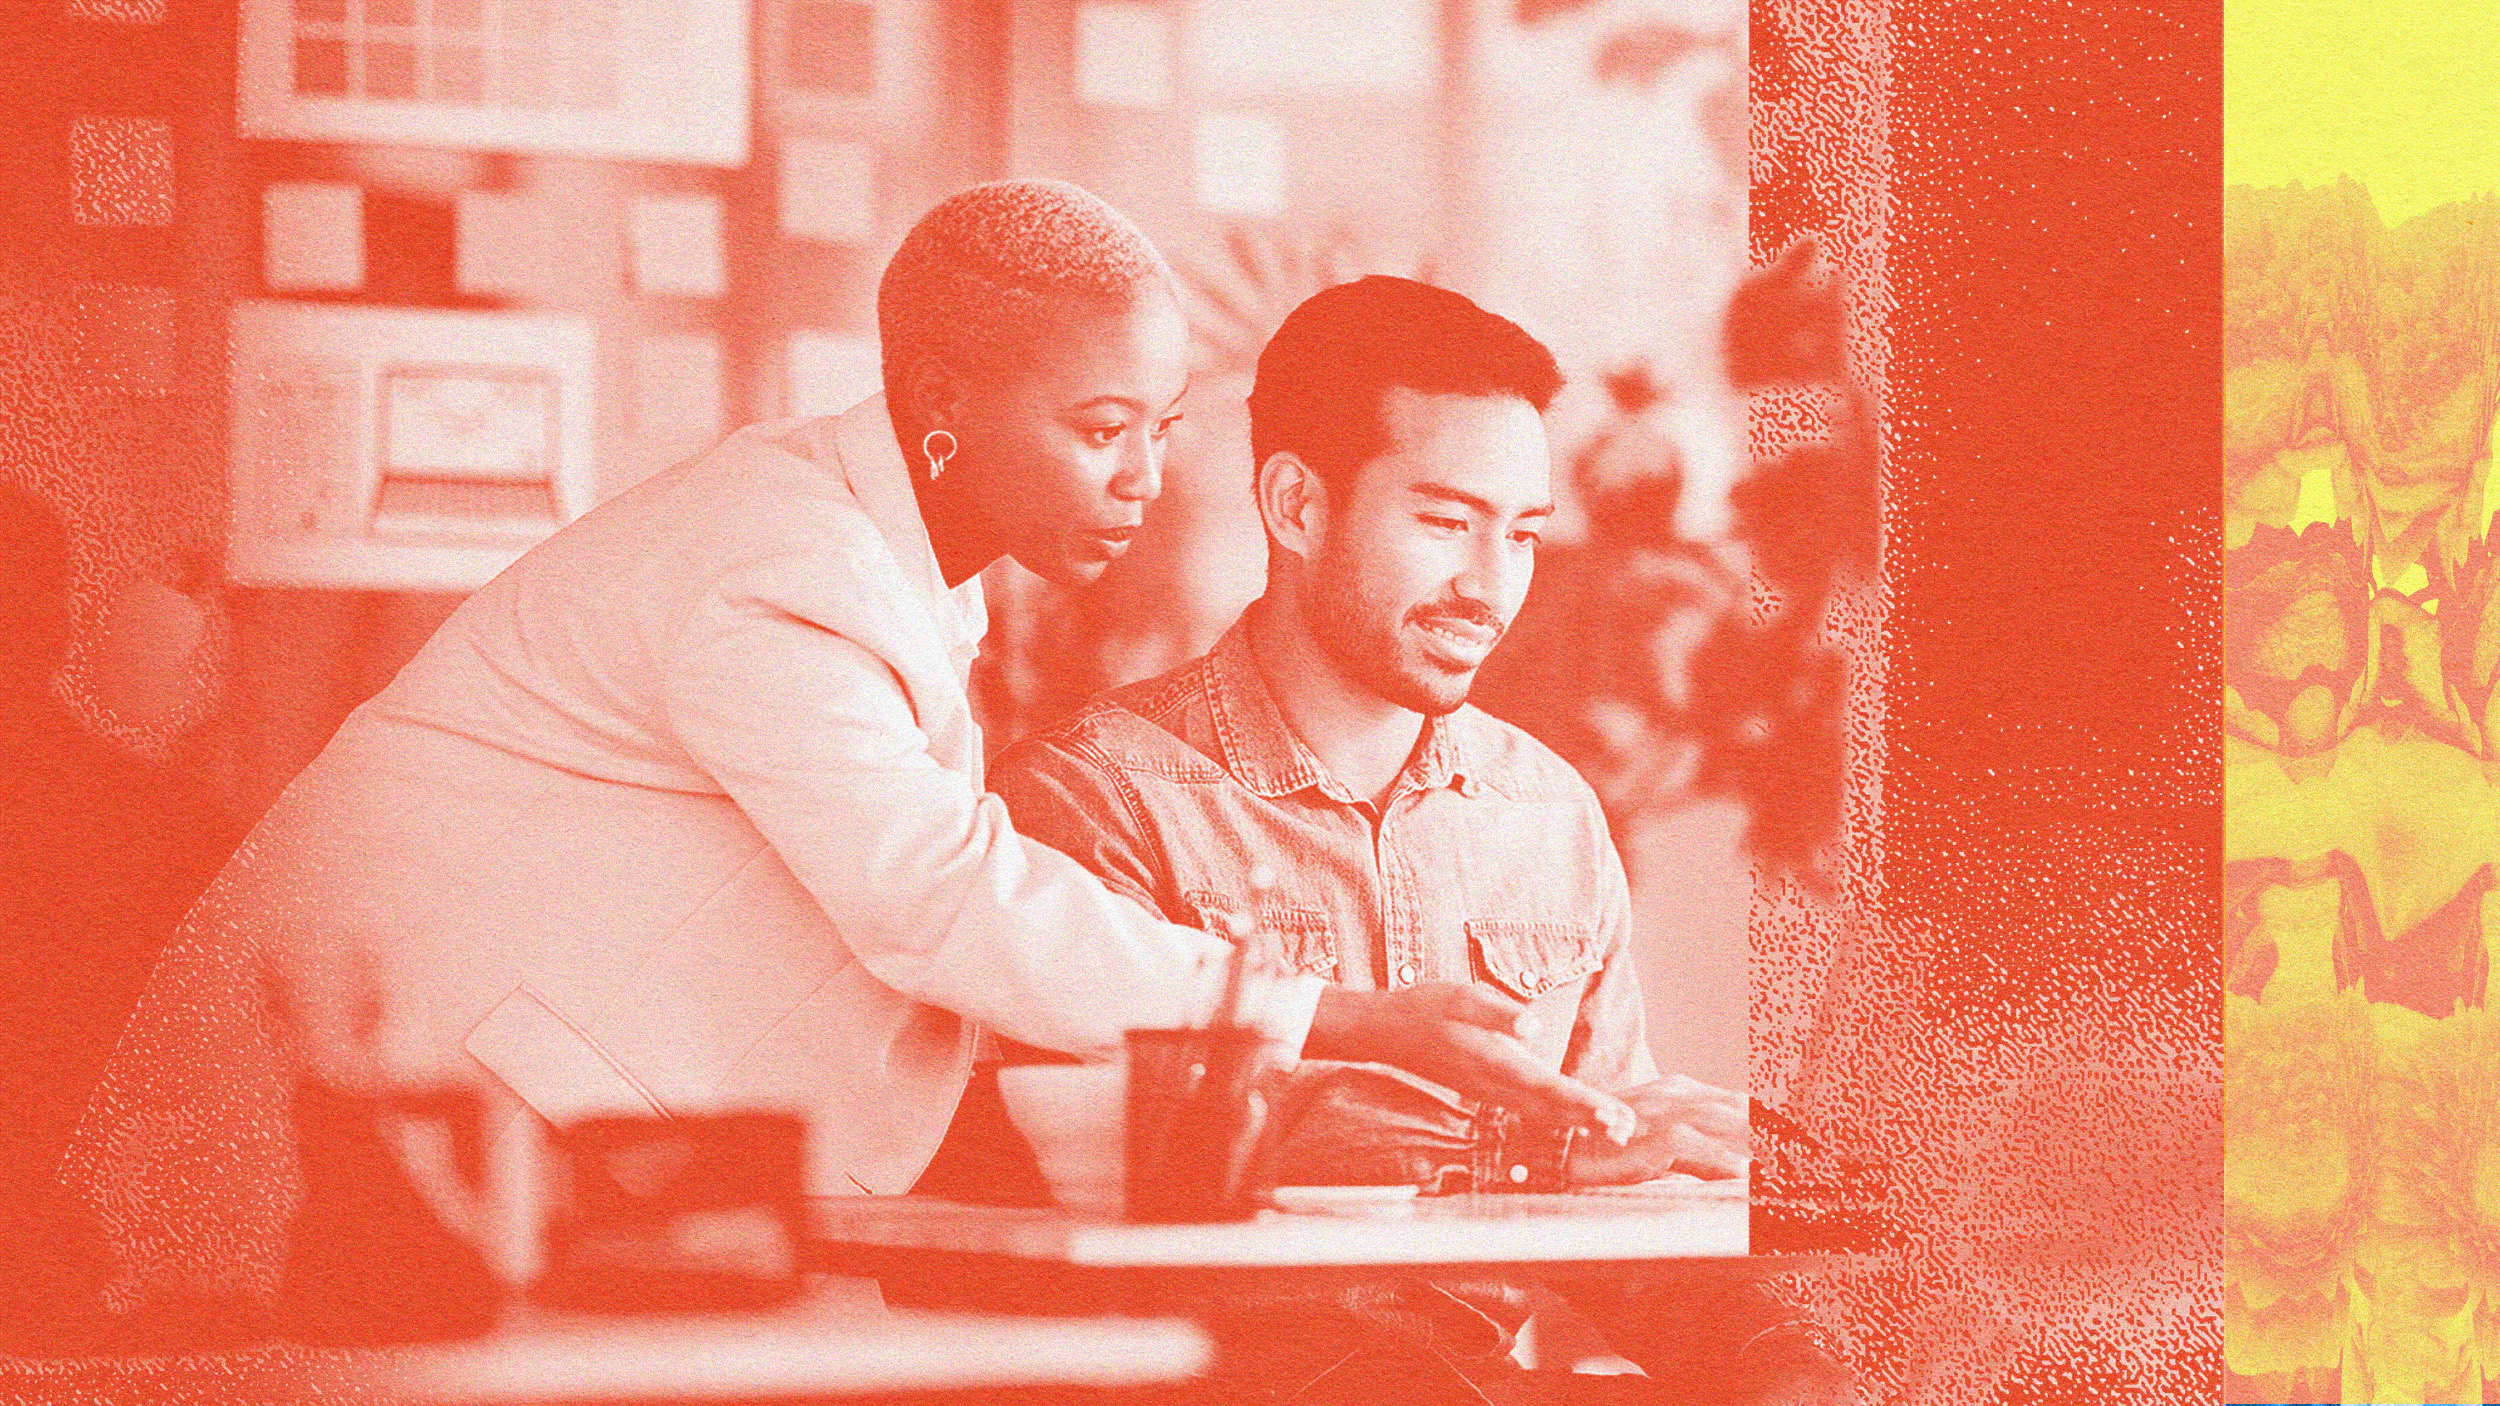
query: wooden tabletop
[
  {"left": 809, "top": 1180, "right": 1750, "bottom": 1271},
  {"left": 331, "top": 1293, "right": 1212, "bottom": 1403}
]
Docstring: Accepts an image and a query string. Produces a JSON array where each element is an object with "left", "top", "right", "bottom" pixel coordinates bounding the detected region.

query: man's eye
[
  {"left": 1152, "top": 412, "right": 1184, "bottom": 439},
  {"left": 1511, "top": 529, "right": 1542, "bottom": 548},
  {"left": 1420, "top": 515, "right": 1468, "bottom": 533},
  {"left": 1085, "top": 425, "right": 1125, "bottom": 447}
]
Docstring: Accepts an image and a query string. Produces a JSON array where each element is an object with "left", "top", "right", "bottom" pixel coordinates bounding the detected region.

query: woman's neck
[{"left": 908, "top": 453, "right": 1001, "bottom": 588}]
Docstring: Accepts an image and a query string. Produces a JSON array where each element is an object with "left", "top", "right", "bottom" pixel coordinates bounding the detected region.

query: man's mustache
[{"left": 1409, "top": 601, "right": 1507, "bottom": 640}]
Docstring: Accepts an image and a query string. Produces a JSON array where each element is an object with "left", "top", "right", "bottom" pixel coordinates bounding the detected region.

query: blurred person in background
[
  {"left": 1476, "top": 240, "right": 1869, "bottom": 900},
  {"left": 976, "top": 278, "right": 1841, "bottom": 1405},
  {"left": 62, "top": 181, "right": 1632, "bottom": 1346},
  {"left": 1471, "top": 364, "right": 1736, "bottom": 845}
]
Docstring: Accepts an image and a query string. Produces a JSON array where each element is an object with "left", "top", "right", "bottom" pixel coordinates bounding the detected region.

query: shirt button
[
  {"left": 1508, "top": 1164, "right": 1529, "bottom": 1184},
  {"left": 1396, "top": 963, "right": 1418, "bottom": 985},
  {"left": 1522, "top": 968, "right": 1544, "bottom": 989}
]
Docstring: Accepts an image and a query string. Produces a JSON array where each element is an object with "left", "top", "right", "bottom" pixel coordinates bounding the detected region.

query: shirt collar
[
  {"left": 1205, "top": 615, "right": 1478, "bottom": 803},
  {"left": 1409, "top": 704, "right": 1481, "bottom": 799}
]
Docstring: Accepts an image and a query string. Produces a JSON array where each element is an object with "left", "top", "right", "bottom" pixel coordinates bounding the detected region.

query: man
[
  {"left": 991, "top": 275, "right": 1742, "bottom": 1191},
  {"left": 983, "top": 277, "right": 1841, "bottom": 1400}
]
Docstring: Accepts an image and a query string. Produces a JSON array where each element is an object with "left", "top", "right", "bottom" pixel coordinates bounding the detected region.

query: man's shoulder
[
  {"left": 1449, "top": 705, "right": 1606, "bottom": 809},
  {"left": 992, "top": 653, "right": 1230, "bottom": 789}
]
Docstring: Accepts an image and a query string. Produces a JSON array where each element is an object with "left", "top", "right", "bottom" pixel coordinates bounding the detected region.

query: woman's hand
[{"left": 1306, "top": 982, "right": 1637, "bottom": 1143}]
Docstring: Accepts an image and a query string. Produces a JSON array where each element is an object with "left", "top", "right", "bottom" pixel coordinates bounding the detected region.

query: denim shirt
[{"left": 989, "top": 618, "right": 1659, "bottom": 1190}]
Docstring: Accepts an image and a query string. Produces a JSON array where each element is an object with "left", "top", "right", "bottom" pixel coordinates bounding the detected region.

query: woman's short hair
[
  {"left": 1248, "top": 276, "right": 1563, "bottom": 496},
  {"left": 877, "top": 180, "right": 1171, "bottom": 420}
]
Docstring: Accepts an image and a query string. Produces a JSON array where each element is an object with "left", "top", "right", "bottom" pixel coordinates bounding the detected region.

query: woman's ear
[
  {"left": 904, "top": 354, "right": 964, "bottom": 434},
  {"left": 1255, "top": 451, "right": 1328, "bottom": 565}
]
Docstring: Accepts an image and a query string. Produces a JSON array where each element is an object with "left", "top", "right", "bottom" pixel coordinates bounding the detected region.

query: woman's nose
[{"left": 1111, "top": 436, "right": 1164, "bottom": 504}]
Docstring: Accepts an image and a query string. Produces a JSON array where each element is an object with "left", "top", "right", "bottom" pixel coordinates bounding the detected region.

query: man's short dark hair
[{"left": 1247, "top": 276, "right": 1564, "bottom": 494}]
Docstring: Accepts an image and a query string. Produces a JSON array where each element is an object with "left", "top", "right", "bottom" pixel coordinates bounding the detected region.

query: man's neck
[{"left": 1246, "top": 592, "right": 1425, "bottom": 810}]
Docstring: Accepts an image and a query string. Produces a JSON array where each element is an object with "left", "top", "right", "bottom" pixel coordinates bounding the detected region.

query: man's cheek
[
  {"left": 1495, "top": 574, "right": 1532, "bottom": 629},
  {"left": 1511, "top": 551, "right": 1536, "bottom": 612},
  {"left": 1386, "top": 539, "right": 1458, "bottom": 601}
]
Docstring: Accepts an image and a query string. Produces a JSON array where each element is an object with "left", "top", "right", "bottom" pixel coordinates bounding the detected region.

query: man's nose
[
  {"left": 1454, "top": 533, "right": 1530, "bottom": 615},
  {"left": 1110, "top": 434, "right": 1164, "bottom": 504}
]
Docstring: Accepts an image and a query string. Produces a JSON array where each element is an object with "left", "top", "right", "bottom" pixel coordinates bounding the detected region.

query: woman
[{"left": 64, "top": 180, "right": 1623, "bottom": 1342}]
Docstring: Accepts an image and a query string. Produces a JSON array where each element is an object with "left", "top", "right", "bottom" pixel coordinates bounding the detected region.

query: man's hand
[
  {"left": 1306, "top": 983, "right": 1636, "bottom": 1142},
  {"left": 1566, "top": 1075, "right": 1749, "bottom": 1184}
]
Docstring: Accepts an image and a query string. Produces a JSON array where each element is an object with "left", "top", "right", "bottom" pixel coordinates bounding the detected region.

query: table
[
  {"left": 806, "top": 1183, "right": 1854, "bottom": 1398},
  {"left": 811, "top": 1180, "right": 1749, "bottom": 1271},
  {"left": 803, "top": 1179, "right": 1808, "bottom": 1311},
  {"left": 327, "top": 1290, "right": 1212, "bottom": 1403}
]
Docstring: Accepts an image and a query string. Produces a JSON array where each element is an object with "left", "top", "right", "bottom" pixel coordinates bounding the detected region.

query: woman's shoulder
[
  {"left": 393, "top": 423, "right": 898, "bottom": 688},
  {"left": 579, "top": 420, "right": 892, "bottom": 584}
]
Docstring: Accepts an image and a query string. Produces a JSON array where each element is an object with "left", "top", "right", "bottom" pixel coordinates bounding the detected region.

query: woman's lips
[{"left": 1076, "top": 525, "right": 1138, "bottom": 560}]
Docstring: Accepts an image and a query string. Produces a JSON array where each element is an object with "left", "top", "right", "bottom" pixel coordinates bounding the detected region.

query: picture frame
[
  {"left": 228, "top": 301, "right": 598, "bottom": 590},
  {"left": 236, "top": 0, "right": 752, "bottom": 165}
]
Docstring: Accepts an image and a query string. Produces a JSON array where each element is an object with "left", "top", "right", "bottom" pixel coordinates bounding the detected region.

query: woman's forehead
[{"left": 1007, "top": 287, "right": 1191, "bottom": 404}]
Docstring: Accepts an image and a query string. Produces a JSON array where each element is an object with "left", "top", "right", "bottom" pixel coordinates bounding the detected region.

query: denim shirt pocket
[
  {"left": 1182, "top": 889, "right": 1340, "bottom": 982},
  {"left": 1464, "top": 918, "right": 1603, "bottom": 1003}
]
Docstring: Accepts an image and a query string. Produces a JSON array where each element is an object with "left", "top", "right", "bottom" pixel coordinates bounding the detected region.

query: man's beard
[{"left": 1307, "top": 547, "right": 1501, "bottom": 717}]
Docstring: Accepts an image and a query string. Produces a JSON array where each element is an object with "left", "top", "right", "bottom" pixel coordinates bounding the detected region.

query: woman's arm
[{"left": 663, "top": 588, "right": 1302, "bottom": 1060}]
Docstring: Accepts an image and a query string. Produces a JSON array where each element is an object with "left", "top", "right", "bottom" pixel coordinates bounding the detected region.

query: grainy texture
[
  {"left": 69, "top": 118, "right": 175, "bottom": 228},
  {"left": 1752, "top": 0, "right": 2222, "bottom": 1401}
]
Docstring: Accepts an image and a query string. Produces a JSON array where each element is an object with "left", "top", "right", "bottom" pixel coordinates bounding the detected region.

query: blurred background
[{"left": 0, "top": 0, "right": 1836, "bottom": 1164}]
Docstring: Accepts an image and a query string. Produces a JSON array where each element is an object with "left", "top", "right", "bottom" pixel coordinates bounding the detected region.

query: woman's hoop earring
[{"left": 921, "top": 429, "right": 957, "bottom": 483}]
